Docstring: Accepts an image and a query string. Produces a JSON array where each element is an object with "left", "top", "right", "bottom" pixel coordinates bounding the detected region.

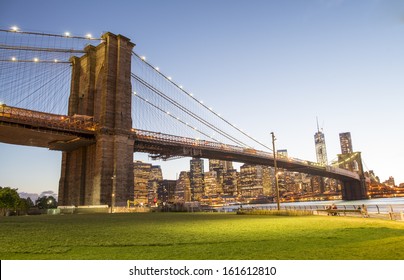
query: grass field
[{"left": 1, "top": 212, "right": 404, "bottom": 260}]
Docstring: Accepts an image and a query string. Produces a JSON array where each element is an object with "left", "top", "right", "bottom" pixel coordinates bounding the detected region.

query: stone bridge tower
[
  {"left": 58, "top": 33, "right": 135, "bottom": 207},
  {"left": 338, "top": 152, "right": 369, "bottom": 200}
]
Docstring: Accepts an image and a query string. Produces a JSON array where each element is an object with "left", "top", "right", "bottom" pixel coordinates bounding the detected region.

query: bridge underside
[
  {"left": 0, "top": 123, "right": 95, "bottom": 151},
  {"left": 135, "top": 140, "right": 353, "bottom": 181},
  {"left": 341, "top": 178, "right": 368, "bottom": 200}
]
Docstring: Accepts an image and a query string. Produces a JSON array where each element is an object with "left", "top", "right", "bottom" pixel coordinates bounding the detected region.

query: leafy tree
[
  {"left": 0, "top": 187, "right": 20, "bottom": 215},
  {"left": 18, "top": 197, "right": 34, "bottom": 212},
  {"left": 35, "top": 195, "right": 58, "bottom": 209}
]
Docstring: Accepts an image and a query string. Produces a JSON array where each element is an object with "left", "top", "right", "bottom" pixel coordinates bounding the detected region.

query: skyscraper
[
  {"left": 175, "top": 171, "right": 191, "bottom": 202},
  {"left": 133, "top": 161, "right": 163, "bottom": 204},
  {"left": 338, "top": 132, "right": 357, "bottom": 171},
  {"left": 239, "top": 164, "right": 270, "bottom": 197},
  {"left": 148, "top": 165, "right": 163, "bottom": 204},
  {"left": 190, "top": 158, "right": 204, "bottom": 201},
  {"left": 222, "top": 169, "right": 238, "bottom": 196},
  {"left": 209, "top": 159, "right": 234, "bottom": 194},
  {"left": 133, "top": 161, "right": 152, "bottom": 204},
  {"left": 339, "top": 132, "right": 353, "bottom": 154},
  {"left": 314, "top": 124, "right": 328, "bottom": 165},
  {"left": 204, "top": 171, "right": 221, "bottom": 196}
]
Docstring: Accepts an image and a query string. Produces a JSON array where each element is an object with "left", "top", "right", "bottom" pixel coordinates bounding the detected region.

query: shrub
[{"left": 237, "top": 209, "right": 313, "bottom": 216}]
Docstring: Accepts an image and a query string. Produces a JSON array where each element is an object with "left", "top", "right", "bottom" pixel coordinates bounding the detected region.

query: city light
[
  {"left": 64, "top": 32, "right": 71, "bottom": 37},
  {"left": 33, "top": 57, "right": 39, "bottom": 62},
  {"left": 10, "top": 26, "right": 19, "bottom": 32},
  {"left": 85, "top": 33, "right": 92, "bottom": 39},
  {"left": 11, "top": 57, "right": 16, "bottom": 61}
]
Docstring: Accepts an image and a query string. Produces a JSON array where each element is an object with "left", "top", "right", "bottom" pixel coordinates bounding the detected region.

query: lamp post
[
  {"left": 111, "top": 174, "right": 116, "bottom": 213},
  {"left": 271, "top": 132, "right": 280, "bottom": 211}
]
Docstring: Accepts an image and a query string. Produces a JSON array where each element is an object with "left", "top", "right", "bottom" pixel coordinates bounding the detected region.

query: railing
[
  {"left": 0, "top": 105, "right": 360, "bottom": 180},
  {"left": 223, "top": 203, "right": 404, "bottom": 220},
  {"left": 0, "top": 104, "right": 97, "bottom": 133}
]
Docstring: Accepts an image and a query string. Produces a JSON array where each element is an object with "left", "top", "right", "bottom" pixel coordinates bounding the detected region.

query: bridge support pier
[
  {"left": 341, "top": 177, "right": 368, "bottom": 200},
  {"left": 58, "top": 33, "right": 135, "bottom": 207}
]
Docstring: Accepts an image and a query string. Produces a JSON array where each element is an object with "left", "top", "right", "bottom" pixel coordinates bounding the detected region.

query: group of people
[
  {"left": 325, "top": 203, "right": 369, "bottom": 218},
  {"left": 325, "top": 204, "right": 339, "bottom": 216}
]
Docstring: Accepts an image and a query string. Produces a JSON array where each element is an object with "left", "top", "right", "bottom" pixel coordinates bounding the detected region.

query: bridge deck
[{"left": 0, "top": 105, "right": 360, "bottom": 181}]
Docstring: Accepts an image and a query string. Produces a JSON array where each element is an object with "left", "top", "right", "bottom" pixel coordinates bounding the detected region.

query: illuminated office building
[
  {"left": 133, "top": 161, "right": 152, "bottom": 204},
  {"left": 339, "top": 132, "right": 357, "bottom": 171},
  {"left": 339, "top": 132, "right": 353, "bottom": 154},
  {"left": 175, "top": 171, "right": 191, "bottom": 202},
  {"left": 239, "top": 164, "right": 270, "bottom": 197},
  {"left": 190, "top": 158, "right": 205, "bottom": 201},
  {"left": 314, "top": 126, "right": 328, "bottom": 165}
]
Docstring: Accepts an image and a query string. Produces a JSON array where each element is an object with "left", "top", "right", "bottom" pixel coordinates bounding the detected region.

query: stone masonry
[{"left": 58, "top": 33, "right": 135, "bottom": 206}]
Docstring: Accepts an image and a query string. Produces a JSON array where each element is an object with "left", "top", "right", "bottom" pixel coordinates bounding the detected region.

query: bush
[{"left": 237, "top": 209, "right": 313, "bottom": 216}]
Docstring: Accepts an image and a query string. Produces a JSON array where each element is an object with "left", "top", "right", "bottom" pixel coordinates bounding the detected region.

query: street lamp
[
  {"left": 111, "top": 175, "right": 116, "bottom": 213},
  {"left": 271, "top": 132, "right": 280, "bottom": 211}
]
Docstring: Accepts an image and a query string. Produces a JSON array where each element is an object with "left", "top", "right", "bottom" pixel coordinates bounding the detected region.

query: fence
[{"left": 217, "top": 203, "right": 404, "bottom": 220}]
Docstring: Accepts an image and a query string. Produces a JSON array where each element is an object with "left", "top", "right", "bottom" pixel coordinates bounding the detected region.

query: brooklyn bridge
[{"left": 0, "top": 28, "right": 368, "bottom": 207}]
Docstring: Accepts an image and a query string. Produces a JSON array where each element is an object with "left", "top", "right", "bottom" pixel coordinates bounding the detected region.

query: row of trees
[{"left": 0, "top": 187, "right": 57, "bottom": 216}]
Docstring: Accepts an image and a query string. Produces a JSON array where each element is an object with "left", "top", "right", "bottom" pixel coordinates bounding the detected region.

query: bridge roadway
[{"left": 0, "top": 105, "right": 359, "bottom": 182}]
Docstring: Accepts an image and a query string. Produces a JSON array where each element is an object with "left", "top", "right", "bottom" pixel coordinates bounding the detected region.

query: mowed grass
[{"left": 1, "top": 213, "right": 404, "bottom": 260}]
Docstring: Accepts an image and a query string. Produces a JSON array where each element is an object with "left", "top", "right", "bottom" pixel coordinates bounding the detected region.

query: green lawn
[{"left": 1, "top": 212, "right": 404, "bottom": 260}]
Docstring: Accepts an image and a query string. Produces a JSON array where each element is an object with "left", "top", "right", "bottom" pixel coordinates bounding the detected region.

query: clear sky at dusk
[{"left": 0, "top": 0, "right": 403, "bottom": 195}]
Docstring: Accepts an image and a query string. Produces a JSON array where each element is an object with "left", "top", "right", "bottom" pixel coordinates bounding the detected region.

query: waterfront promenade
[{"left": 217, "top": 197, "right": 404, "bottom": 220}]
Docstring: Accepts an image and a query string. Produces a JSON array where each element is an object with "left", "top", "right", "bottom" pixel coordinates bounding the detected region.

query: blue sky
[{"left": 1, "top": 0, "right": 404, "bottom": 195}]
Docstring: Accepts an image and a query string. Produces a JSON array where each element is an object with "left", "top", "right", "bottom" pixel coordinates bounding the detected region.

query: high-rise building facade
[
  {"left": 239, "top": 164, "right": 271, "bottom": 197},
  {"left": 190, "top": 158, "right": 205, "bottom": 201},
  {"left": 314, "top": 128, "right": 328, "bottom": 165},
  {"left": 209, "top": 159, "right": 234, "bottom": 172},
  {"left": 204, "top": 171, "right": 222, "bottom": 196},
  {"left": 223, "top": 169, "right": 238, "bottom": 195},
  {"left": 158, "top": 180, "right": 176, "bottom": 203},
  {"left": 133, "top": 161, "right": 152, "bottom": 204},
  {"left": 339, "top": 132, "right": 353, "bottom": 154},
  {"left": 133, "top": 161, "right": 163, "bottom": 204},
  {"left": 148, "top": 165, "right": 163, "bottom": 204},
  {"left": 175, "top": 171, "right": 191, "bottom": 202},
  {"left": 338, "top": 132, "right": 357, "bottom": 171}
]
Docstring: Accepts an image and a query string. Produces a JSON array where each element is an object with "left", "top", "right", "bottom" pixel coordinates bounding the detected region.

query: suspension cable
[
  {"left": 132, "top": 73, "right": 250, "bottom": 148},
  {"left": 132, "top": 51, "right": 272, "bottom": 151},
  {"left": 0, "top": 28, "right": 101, "bottom": 40},
  {"left": 0, "top": 44, "right": 85, "bottom": 53},
  {"left": 133, "top": 92, "right": 221, "bottom": 143}
]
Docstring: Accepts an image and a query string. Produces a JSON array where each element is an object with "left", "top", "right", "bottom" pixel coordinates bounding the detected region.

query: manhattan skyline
[{"left": 0, "top": 0, "right": 403, "bottom": 195}]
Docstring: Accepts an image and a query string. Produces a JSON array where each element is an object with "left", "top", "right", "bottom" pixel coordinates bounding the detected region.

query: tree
[
  {"left": 18, "top": 197, "right": 34, "bottom": 213},
  {"left": 0, "top": 187, "right": 20, "bottom": 216},
  {"left": 35, "top": 195, "right": 58, "bottom": 209}
]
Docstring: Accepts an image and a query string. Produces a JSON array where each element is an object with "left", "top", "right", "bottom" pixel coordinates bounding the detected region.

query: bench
[{"left": 317, "top": 208, "right": 362, "bottom": 216}]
